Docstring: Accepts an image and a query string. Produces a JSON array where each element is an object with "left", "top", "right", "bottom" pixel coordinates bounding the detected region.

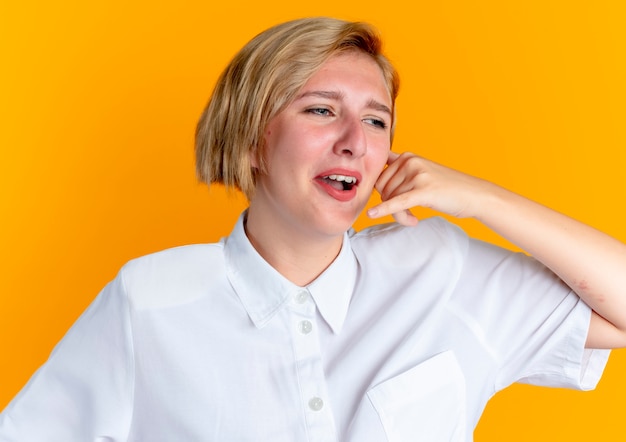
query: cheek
[
  {"left": 364, "top": 148, "right": 390, "bottom": 187},
  {"left": 371, "top": 147, "right": 390, "bottom": 171}
]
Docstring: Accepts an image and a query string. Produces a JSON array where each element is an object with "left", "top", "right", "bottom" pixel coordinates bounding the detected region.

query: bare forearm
[{"left": 476, "top": 183, "right": 626, "bottom": 346}]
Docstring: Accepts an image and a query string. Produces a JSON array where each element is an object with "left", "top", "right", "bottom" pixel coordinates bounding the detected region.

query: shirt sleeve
[
  {"left": 442, "top": 219, "right": 610, "bottom": 392},
  {"left": 0, "top": 272, "right": 135, "bottom": 442}
]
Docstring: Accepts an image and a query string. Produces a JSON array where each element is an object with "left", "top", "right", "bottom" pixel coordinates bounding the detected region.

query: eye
[
  {"left": 364, "top": 117, "right": 388, "bottom": 129},
  {"left": 306, "top": 107, "right": 334, "bottom": 117}
]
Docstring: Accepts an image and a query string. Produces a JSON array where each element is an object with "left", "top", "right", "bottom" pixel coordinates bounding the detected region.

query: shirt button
[
  {"left": 294, "top": 290, "right": 309, "bottom": 304},
  {"left": 308, "top": 397, "right": 324, "bottom": 411},
  {"left": 298, "top": 320, "right": 313, "bottom": 334}
]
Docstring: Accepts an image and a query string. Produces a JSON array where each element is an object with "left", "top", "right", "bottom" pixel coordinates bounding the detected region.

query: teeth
[{"left": 326, "top": 174, "right": 356, "bottom": 184}]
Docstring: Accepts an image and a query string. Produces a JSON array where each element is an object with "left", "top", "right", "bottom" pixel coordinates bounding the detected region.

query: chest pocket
[{"left": 366, "top": 351, "right": 467, "bottom": 441}]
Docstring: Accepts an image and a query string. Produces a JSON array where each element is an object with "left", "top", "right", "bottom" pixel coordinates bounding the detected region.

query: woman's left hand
[{"left": 367, "top": 151, "right": 496, "bottom": 226}]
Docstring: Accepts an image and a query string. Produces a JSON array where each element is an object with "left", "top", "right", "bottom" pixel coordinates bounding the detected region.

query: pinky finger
[{"left": 392, "top": 209, "right": 419, "bottom": 226}]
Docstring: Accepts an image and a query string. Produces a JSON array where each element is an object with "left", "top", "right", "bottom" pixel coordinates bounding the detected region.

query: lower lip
[{"left": 315, "top": 179, "right": 358, "bottom": 202}]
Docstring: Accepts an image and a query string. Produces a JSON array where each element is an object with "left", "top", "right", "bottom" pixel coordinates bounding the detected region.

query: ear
[
  {"left": 250, "top": 131, "right": 268, "bottom": 171},
  {"left": 249, "top": 146, "right": 260, "bottom": 169}
]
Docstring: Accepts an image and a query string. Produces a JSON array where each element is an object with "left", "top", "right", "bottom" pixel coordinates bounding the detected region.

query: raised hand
[{"left": 368, "top": 151, "right": 498, "bottom": 225}]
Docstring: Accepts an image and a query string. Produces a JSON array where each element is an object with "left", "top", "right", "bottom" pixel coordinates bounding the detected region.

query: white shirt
[{"left": 0, "top": 213, "right": 610, "bottom": 441}]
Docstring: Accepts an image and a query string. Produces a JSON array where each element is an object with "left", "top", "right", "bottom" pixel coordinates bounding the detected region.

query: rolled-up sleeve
[{"left": 444, "top": 220, "right": 610, "bottom": 393}]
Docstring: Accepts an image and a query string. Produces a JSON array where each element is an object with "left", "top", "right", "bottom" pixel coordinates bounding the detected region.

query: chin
[{"left": 313, "top": 211, "right": 359, "bottom": 237}]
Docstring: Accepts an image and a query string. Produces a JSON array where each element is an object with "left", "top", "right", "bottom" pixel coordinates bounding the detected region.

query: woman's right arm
[{"left": 0, "top": 275, "right": 134, "bottom": 441}]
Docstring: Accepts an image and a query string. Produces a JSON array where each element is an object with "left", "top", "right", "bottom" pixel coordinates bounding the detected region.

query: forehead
[{"left": 298, "top": 51, "right": 392, "bottom": 105}]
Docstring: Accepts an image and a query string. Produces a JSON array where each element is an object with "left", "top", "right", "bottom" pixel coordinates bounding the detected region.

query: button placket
[{"left": 288, "top": 289, "right": 337, "bottom": 441}]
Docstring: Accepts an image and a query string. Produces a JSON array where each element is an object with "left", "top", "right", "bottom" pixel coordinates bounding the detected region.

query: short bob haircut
[{"left": 195, "top": 17, "right": 400, "bottom": 199}]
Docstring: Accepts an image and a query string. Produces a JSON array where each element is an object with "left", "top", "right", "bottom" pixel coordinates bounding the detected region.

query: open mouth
[{"left": 321, "top": 174, "right": 358, "bottom": 191}]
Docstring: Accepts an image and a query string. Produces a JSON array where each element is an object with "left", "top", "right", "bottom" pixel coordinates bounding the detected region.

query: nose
[{"left": 333, "top": 115, "right": 367, "bottom": 157}]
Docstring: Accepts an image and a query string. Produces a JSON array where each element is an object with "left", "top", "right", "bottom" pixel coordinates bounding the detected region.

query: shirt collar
[{"left": 223, "top": 211, "right": 357, "bottom": 334}]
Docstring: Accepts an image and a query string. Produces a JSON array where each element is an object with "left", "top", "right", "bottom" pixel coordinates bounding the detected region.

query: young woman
[{"left": 1, "top": 17, "right": 624, "bottom": 441}]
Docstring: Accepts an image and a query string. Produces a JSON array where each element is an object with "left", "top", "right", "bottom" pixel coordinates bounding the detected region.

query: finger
[
  {"left": 367, "top": 192, "right": 421, "bottom": 220},
  {"left": 392, "top": 209, "right": 419, "bottom": 226},
  {"left": 367, "top": 203, "right": 418, "bottom": 226},
  {"left": 375, "top": 151, "right": 400, "bottom": 191},
  {"left": 376, "top": 153, "right": 410, "bottom": 197},
  {"left": 378, "top": 169, "right": 420, "bottom": 204},
  {"left": 387, "top": 150, "right": 400, "bottom": 164}
]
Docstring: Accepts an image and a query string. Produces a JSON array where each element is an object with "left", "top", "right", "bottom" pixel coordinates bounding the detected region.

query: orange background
[{"left": 1, "top": 1, "right": 625, "bottom": 440}]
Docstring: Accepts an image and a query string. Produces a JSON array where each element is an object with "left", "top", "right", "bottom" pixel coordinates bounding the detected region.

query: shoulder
[
  {"left": 350, "top": 217, "right": 469, "bottom": 259},
  {"left": 118, "top": 242, "right": 227, "bottom": 309}
]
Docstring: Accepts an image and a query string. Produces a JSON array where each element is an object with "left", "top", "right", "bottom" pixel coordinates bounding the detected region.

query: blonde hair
[{"left": 195, "top": 17, "right": 399, "bottom": 199}]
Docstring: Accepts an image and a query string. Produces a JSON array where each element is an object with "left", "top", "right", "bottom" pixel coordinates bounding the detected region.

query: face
[{"left": 249, "top": 51, "right": 393, "bottom": 242}]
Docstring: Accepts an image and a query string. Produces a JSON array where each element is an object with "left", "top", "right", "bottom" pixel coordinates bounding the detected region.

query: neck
[{"left": 244, "top": 209, "right": 344, "bottom": 287}]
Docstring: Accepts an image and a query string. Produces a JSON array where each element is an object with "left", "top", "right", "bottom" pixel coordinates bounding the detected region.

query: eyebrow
[
  {"left": 366, "top": 98, "right": 392, "bottom": 116},
  {"left": 297, "top": 90, "right": 392, "bottom": 116}
]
